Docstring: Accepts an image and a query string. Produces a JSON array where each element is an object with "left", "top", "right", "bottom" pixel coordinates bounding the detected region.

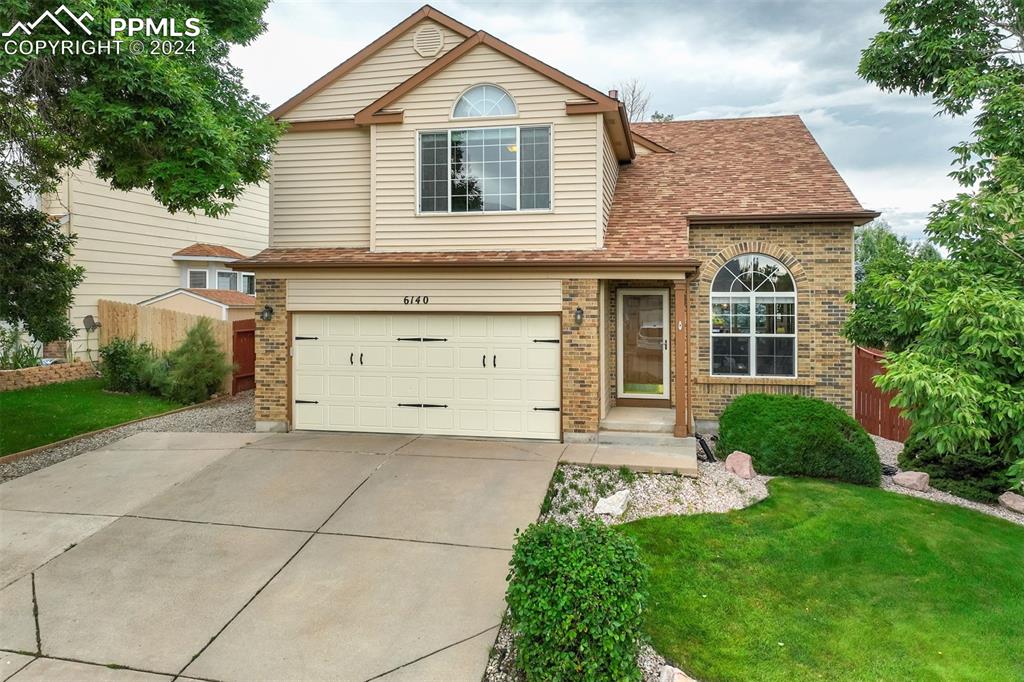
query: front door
[{"left": 616, "top": 289, "right": 670, "bottom": 399}]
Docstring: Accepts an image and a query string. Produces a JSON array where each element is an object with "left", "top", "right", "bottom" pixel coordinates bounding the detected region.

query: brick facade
[
  {"left": 685, "top": 223, "right": 855, "bottom": 420},
  {"left": 0, "top": 362, "right": 98, "bottom": 392},
  {"left": 561, "top": 278, "right": 601, "bottom": 436},
  {"left": 254, "top": 278, "right": 289, "bottom": 430}
]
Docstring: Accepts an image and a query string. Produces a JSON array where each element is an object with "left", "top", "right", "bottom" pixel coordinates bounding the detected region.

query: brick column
[
  {"left": 561, "top": 279, "right": 600, "bottom": 440},
  {"left": 254, "top": 278, "right": 289, "bottom": 432}
]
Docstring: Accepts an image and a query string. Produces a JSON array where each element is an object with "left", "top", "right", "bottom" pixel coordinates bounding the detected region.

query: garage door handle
[
  {"left": 533, "top": 407, "right": 560, "bottom": 412},
  {"left": 397, "top": 403, "right": 449, "bottom": 408},
  {"left": 359, "top": 353, "right": 363, "bottom": 365},
  {"left": 482, "top": 354, "right": 486, "bottom": 367},
  {"left": 493, "top": 354, "right": 497, "bottom": 368},
  {"left": 396, "top": 337, "right": 448, "bottom": 342},
  {"left": 349, "top": 352, "right": 353, "bottom": 365},
  {"left": 295, "top": 400, "right": 319, "bottom": 404}
]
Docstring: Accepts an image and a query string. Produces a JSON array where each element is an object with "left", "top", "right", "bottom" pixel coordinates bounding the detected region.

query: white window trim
[
  {"left": 415, "top": 124, "right": 554, "bottom": 216},
  {"left": 709, "top": 257, "right": 798, "bottom": 378},
  {"left": 187, "top": 269, "right": 208, "bottom": 289},
  {"left": 616, "top": 288, "right": 671, "bottom": 400},
  {"left": 449, "top": 83, "right": 519, "bottom": 121}
]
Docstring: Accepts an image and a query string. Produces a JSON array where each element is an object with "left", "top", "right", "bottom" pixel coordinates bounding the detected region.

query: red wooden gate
[
  {"left": 232, "top": 318, "right": 256, "bottom": 394},
  {"left": 855, "top": 346, "right": 911, "bottom": 442}
]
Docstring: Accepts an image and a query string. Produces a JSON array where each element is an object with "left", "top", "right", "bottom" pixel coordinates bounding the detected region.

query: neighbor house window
[
  {"left": 216, "top": 270, "right": 238, "bottom": 291},
  {"left": 419, "top": 125, "right": 551, "bottom": 213},
  {"left": 452, "top": 84, "right": 517, "bottom": 118},
  {"left": 242, "top": 273, "right": 255, "bottom": 295},
  {"left": 188, "top": 269, "right": 208, "bottom": 288},
  {"left": 710, "top": 254, "right": 796, "bottom": 377}
]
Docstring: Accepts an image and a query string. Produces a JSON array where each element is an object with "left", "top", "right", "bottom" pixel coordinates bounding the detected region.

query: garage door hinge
[
  {"left": 294, "top": 336, "right": 319, "bottom": 340},
  {"left": 295, "top": 400, "right": 319, "bottom": 404},
  {"left": 533, "top": 407, "right": 561, "bottom": 411},
  {"left": 396, "top": 337, "right": 448, "bottom": 342},
  {"left": 532, "top": 339, "right": 560, "bottom": 343},
  {"left": 397, "top": 403, "right": 449, "bottom": 408}
]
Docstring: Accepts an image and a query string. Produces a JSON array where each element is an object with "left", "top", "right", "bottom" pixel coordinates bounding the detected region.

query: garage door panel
[{"left": 293, "top": 313, "right": 560, "bottom": 439}]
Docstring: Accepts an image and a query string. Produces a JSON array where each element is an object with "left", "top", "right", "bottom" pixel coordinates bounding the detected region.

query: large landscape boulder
[
  {"left": 594, "top": 489, "right": 629, "bottom": 516},
  {"left": 725, "top": 450, "right": 756, "bottom": 479},
  {"left": 893, "top": 471, "right": 930, "bottom": 492},
  {"left": 998, "top": 491, "right": 1024, "bottom": 515},
  {"left": 660, "top": 665, "right": 697, "bottom": 682}
]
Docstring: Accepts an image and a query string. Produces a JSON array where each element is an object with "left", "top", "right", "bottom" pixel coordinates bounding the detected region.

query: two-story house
[
  {"left": 234, "top": 5, "right": 877, "bottom": 441},
  {"left": 40, "top": 164, "right": 268, "bottom": 359}
]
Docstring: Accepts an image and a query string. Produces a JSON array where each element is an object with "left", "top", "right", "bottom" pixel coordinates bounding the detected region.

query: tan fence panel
[{"left": 97, "top": 300, "right": 233, "bottom": 392}]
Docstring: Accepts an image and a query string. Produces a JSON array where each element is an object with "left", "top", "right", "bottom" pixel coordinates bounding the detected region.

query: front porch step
[
  {"left": 597, "top": 430, "right": 692, "bottom": 447},
  {"left": 599, "top": 407, "right": 675, "bottom": 433}
]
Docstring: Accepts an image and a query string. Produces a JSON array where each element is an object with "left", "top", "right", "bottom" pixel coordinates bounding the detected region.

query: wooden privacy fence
[
  {"left": 855, "top": 346, "right": 912, "bottom": 442},
  {"left": 97, "top": 300, "right": 254, "bottom": 395},
  {"left": 231, "top": 319, "right": 256, "bottom": 394}
]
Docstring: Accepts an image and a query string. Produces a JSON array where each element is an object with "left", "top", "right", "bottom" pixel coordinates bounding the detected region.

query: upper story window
[
  {"left": 419, "top": 125, "right": 551, "bottom": 213},
  {"left": 188, "top": 269, "right": 208, "bottom": 288},
  {"left": 452, "top": 84, "right": 517, "bottom": 119},
  {"left": 710, "top": 254, "right": 796, "bottom": 377}
]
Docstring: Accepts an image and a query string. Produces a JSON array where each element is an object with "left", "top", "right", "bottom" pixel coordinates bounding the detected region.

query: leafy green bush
[
  {"left": 0, "top": 327, "right": 40, "bottom": 369},
  {"left": 506, "top": 520, "right": 647, "bottom": 681},
  {"left": 899, "top": 431, "right": 1012, "bottom": 503},
  {"left": 98, "top": 337, "right": 156, "bottom": 393},
  {"left": 154, "top": 319, "right": 233, "bottom": 404},
  {"left": 1009, "top": 459, "right": 1024, "bottom": 493},
  {"left": 717, "top": 393, "right": 880, "bottom": 485}
]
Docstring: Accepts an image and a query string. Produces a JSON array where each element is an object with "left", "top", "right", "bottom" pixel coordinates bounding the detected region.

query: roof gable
[{"left": 272, "top": 6, "right": 474, "bottom": 121}]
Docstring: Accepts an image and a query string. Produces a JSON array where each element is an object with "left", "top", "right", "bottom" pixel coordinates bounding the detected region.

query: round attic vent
[{"left": 413, "top": 24, "right": 444, "bottom": 58}]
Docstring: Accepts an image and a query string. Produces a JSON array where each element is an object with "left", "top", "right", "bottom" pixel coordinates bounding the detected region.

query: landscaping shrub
[
  {"left": 717, "top": 393, "right": 880, "bottom": 485},
  {"left": 0, "top": 327, "right": 39, "bottom": 369},
  {"left": 98, "top": 337, "right": 156, "bottom": 393},
  {"left": 153, "top": 318, "right": 233, "bottom": 404},
  {"left": 899, "top": 430, "right": 1011, "bottom": 503},
  {"left": 506, "top": 520, "right": 648, "bottom": 681}
]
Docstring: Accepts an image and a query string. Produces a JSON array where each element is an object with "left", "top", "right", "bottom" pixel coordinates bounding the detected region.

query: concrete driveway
[{"left": 0, "top": 431, "right": 560, "bottom": 681}]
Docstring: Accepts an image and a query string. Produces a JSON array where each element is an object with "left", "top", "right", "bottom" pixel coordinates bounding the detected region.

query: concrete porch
[{"left": 576, "top": 407, "right": 699, "bottom": 475}]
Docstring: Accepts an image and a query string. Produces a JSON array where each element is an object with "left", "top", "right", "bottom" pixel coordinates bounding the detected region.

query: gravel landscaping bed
[
  {"left": 874, "top": 435, "right": 1023, "bottom": 526},
  {"left": 0, "top": 391, "right": 254, "bottom": 483}
]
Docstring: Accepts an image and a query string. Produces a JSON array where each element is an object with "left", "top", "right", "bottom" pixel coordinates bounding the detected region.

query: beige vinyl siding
[
  {"left": 271, "top": 129, "right": 371, "bottom": 247},
  {"left": 601, "top": 124, "right": 619, "bottom": 236},
  {"left": 282, "top": 20, "right": 465, "bottom": 122},
  {"left": 372, "top": 44, "right": 601, "bottom": 252},
  {"left": 54, "top": 164, "right": 268, "bottom": 357},
  {"left": 287, "top": 277, "right": 561, "bottom": 312}
]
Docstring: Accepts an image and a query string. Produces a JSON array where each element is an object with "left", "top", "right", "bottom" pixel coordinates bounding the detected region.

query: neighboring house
[
  {"left": 39, "top": 165, "right": 268, "bottom": 358},
  {"left": 233, "top": 5, "right": 877, "bottom": 440}
]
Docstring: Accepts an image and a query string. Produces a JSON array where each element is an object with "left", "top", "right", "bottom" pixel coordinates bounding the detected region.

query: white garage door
[{"left": 292, "top": 313, "right": 561, "bottom": 440}]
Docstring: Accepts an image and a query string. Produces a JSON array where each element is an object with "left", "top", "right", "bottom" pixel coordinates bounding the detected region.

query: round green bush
[
  {"left": 716, "top": 393, "right": 880, "bottom": 485},
  {"left": 506, "top": 520, "right": 648, "bottom": 681}
]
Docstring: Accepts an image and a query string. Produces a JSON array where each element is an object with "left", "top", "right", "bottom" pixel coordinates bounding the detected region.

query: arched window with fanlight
[
  {"left": 452, "top": 84, "right": 517, "bottom": 118},
  {"left": 710, "top": 254, "right": 797, "bottom": 376}
]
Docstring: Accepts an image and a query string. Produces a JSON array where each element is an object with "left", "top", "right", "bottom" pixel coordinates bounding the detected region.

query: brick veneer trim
[
  {"left": 0, "top": 362, "right": 98, "bottom": 392},
  {"left": 254, "top": 278, "right": 289, "bottom": 428},
  {"left": 561, "top": 279, "right": 601, "bottom": 435}
]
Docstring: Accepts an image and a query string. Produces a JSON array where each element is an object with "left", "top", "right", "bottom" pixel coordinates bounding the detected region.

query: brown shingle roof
[
  {"left": 172, "top": 243, "right": 246, "bottom": 260},
  {"left": 626, "top": 116, "right": 875, "bottom": 221},
  {"left": 235, "top": 115, "right": 873, "bottom": 270},
  {"left": 187, "top": 289, "right": 256, "bottom": 306}
]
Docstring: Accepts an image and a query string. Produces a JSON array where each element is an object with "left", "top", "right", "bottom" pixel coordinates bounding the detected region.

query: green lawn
[
  {"left": 0, "top": 378, "right": 181, "bottom": 455},
  {"left": 621, "top": 478, "right": 1024, "bottom": 682}
]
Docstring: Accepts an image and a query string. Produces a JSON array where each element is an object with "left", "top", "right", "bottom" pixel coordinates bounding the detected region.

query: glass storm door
[{"left": 617, "top": 289, "right": 670, "bottom": 399}]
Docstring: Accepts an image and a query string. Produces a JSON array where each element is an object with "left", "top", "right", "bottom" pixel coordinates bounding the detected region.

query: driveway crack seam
[
  {"left": 30, "top": 572, "right": 41, "bottom": 655},
  {"left": 175, "top": 473, "right": 376, "bottom": 678},
  {"left": 315, "top": 531, "right": 510, "bottom": 552},
  {"left": 363, "top": 624, "right": 500, "bottom": 681}
]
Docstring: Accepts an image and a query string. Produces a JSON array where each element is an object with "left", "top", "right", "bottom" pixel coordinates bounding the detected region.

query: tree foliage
[
  {"left": 853, "top": 218, "right": 938, "bottom": 283},
  {"left": 0, "top": 184, "right": 84, "bottom": 342},
  {"left": 851, "top": 0, "right": 1024, "bottom": 488}
]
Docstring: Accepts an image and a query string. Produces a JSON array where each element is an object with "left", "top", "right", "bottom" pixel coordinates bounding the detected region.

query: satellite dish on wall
[{"left": 83, "top": 315, "right": 101, "bottom": 331}]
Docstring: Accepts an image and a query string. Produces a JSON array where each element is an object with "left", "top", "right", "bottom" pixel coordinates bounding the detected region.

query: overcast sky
[{"left": 232, "top": 0, "right": 974, "bottom": 241}]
